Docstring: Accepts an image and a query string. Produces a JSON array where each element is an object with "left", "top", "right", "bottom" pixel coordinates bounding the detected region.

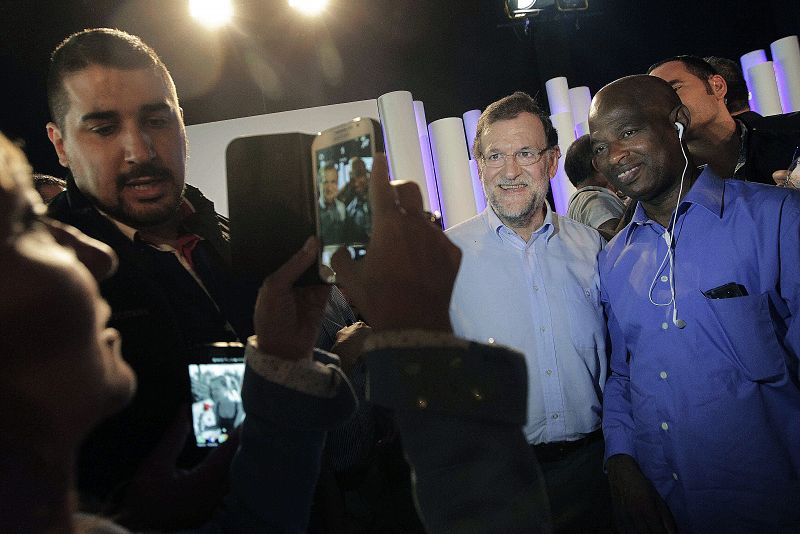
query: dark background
[{"left": 2, "top": 0, "right": 798, "bottom": 177}]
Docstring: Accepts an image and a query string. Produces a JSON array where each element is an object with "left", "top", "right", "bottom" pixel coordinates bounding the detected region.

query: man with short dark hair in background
[
  {"left": 649, "top": 54, "right": 800, "bottom": 184},
  {"left": 565, "top": 133, "right": 626, "bottom": 240},
  {"left": 447, "top": 91, "right": 612, "bottom": 532},
  {"left": 703, "top": 56, "right": 758, "bottom": 120},
  {"left": 44, "top": 28, "right": 355, "bottom": 528}
]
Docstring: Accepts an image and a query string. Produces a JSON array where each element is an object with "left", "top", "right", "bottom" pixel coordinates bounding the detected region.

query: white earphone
[{"left": 647, "top": 122, "right": 690, "bottom": 329}]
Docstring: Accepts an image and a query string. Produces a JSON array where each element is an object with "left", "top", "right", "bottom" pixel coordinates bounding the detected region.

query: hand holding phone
[
  {"left": 331, "top": 154, "right": 461, "bottom": 332},
  {"left": 254, "top": 235, "right": 331, "bottom": 360}
]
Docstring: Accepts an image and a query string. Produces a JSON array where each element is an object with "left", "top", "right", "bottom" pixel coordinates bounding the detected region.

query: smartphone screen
[
  {"left": 188, "top": 343, "right": 246, "bottom": 448},
  {"left": 312, "top": 118, "right": 382, "bottom": 281}
]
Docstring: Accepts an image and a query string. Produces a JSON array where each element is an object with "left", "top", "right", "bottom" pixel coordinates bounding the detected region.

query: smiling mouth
[
  {"left": 616, "top": 165, "right": 641, "bottom": 183},
  {"left": 499, "top": 183, "right": 528, "bottom": 191}
]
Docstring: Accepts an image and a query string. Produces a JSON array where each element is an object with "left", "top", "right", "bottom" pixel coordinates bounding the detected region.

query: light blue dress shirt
[
  {"left": 600, "top": 168, "right": 800, "bottom": 532},
  {"left": 447, "top": 203, "right": 608, "bottom": 445}
]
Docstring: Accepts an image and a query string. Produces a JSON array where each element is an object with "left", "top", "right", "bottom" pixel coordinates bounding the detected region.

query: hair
[
  {"left": 47, "top": 28, "right": 177, "bottom": 130},
  {"left": 647, "top": 55, "right": 718, "bottom": 95},
  {"left": 704, "top": 56, "right": 749, "bottom": 114},
  {"left": 473, "top": 91, "right": 558, "bottom": 161},
  {"left": 564, "top": 134, "right": 596, "bottom": 188}
]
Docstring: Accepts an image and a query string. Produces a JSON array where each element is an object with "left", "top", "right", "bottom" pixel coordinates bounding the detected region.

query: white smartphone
[{"left": 311, "top": 117, "right": 383, "bottom": 283}]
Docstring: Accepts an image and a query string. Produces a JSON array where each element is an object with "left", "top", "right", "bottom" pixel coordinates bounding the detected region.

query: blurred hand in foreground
[
  {"left": 254, "top": 236, "right": 332, "bottom": 360},
  {"left": 331, "top": 153, "right": 461, "bottom": 333}
]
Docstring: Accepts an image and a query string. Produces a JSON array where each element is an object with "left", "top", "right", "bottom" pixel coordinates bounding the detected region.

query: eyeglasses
[{"left": 480, "top": 147, "right": 551, "bottom": 168}]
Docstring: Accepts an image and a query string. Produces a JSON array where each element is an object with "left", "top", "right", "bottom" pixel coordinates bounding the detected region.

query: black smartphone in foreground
[
  {"left": 227, "top": 132, "right": 320, "bottom": 285},
  {"left": 188, "top": 342, "right": 246, "bottom": 448}
]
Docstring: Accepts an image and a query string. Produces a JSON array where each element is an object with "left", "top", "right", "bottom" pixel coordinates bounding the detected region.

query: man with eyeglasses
[{"left": 446, "top": 91, "right": 612, "bottom": 532}]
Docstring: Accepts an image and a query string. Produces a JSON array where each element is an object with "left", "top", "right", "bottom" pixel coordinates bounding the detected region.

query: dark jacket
[
  {"left": 736, "top": 111, "right": 800, "bottom": 184},
  {"left": 49, "top": 179, "right": 259, "bottom": 498}
]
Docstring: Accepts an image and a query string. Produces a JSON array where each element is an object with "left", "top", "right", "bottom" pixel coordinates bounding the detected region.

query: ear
[
  {"left": 709, "top": 74, "right": 727, "bottom": 101},
  {"left": 46, "top": 122, "right": 70, "bottom": 168},
  {"left": 546, "top": 146, "right": 561, "bottom": 180},
  {"left": 670, "top": 104, "right": 691, "bottom": 136}
]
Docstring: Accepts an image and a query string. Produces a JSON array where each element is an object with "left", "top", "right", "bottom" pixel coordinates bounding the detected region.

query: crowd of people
[{"left": 2, "top": 26, "right": 800, "bottom": 534}]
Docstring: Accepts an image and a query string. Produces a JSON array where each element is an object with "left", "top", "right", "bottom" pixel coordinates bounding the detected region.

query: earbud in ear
[{"left": 675, "top": 122, "right": 684, "bottom": 139}]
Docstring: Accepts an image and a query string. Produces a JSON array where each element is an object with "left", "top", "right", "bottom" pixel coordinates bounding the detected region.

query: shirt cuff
[
  {"left": 245, "top": 336, "right": 339, "bottom": 398},
  {"left": 363, "top": 329, "right": 470, "bottom": 351}
]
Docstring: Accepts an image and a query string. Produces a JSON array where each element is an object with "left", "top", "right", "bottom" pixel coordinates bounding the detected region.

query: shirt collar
[
  {"left": 484, "top": 201, "right": 557, "bottom": 245},
  {"left": 623, "top": 167, "right": 725, "bottom": 244}
]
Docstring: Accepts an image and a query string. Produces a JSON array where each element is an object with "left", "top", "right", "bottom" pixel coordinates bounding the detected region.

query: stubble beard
[
  {"left": 485, "top": 181, "right": 547, "bottom": 230},
  {"left": 91, "top": 167, "right": 186, "bottom": 230}
]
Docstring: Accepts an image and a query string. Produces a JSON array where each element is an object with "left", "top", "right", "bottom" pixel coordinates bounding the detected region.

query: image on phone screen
[
  {"left": 188, "top": 357, "right": 245, "bottom": 448},
  {"left": 312, "top": 118, "right": 382, "bottom": 278}
]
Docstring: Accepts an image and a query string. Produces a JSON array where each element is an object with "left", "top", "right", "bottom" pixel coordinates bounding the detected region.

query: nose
[
  {"left": 123, "top": 127, "right": 155, "bottom": 164},
  {"left": 44, "top": 218, "right": 118, "bottom": 281},
  {"left": 503, "top": 154, "right": 522, "bottom": 177},
  {"left": 607, "top": 141, "right": 629, "bottom": 166}
]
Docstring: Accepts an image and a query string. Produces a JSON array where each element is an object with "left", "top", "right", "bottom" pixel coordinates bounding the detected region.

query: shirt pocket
[
  {"left": 702, "top": 291, "right": 787, "bottom": 383},
  {"left": 562, "top": 285, "right": 606, "bottom": 350}
]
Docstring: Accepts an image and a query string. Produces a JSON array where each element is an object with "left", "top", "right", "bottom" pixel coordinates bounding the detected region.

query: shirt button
[
  {"left": 540, "top": 326, "right": 546, "bottom": 332},
  {"left": 552, "top": 413, "right": 559, "bottom": 419},
  {"left": 660, "top": 275, "right": 669, "bottom": 282},
  {"left": 487, "top": 337, "right": 495, "bottom": 344},
  {"left": 661, "top": 422, "right": 669, "bottom": 431},
  {"left": 417, "top": 398, "right": 428, "bottom": 409},
  {"left": 672, "top": 472, "right": 679, "bottom": 481},
  {"left": 546, "top": 369, "right": 553, "bottom": 376},
  {"left": 659, "top": 371, "right": 668, "bottom": 379},
  {"left": 661, "top": 322, "right": 669, "bottom": 330},
  {"left": 533, "top": 285, "right": 539, "bottom": 291}
]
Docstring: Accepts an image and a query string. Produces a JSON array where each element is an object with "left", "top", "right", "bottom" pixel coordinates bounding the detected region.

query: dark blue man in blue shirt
[{"left": 590, "top": 74, "right": 800, "bottom": 534}]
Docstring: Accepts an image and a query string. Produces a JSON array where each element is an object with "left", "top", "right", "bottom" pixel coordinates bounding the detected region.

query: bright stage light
[
  {"left": 504, "top": 0, "right": 556, "bottom": 18},
  {"left": 288, "top": 0, "right": 329, "bottom": 16},
  {"left": 189, "top": 0, "right": 234, "bottom": 28}
]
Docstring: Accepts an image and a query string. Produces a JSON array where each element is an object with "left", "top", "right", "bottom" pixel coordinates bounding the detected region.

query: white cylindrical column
[
  {"left": 377, "top": 91, "right": 432, "bottom": 210},
  {"left": 546, "top": 77, "right": 572, "bottom": 114},
  {"left": 462, "top": 109, "right": 482, "bottom": 156},
  {"left": 569, "top": 86, "right": 592, "bottom": 127},
  {"left": 463, "top": 109, "right": 486, "bottom": 214},
  {"left": 574, "top": 121, "right": 590, "bottom": 138},
  {"left": 740, "top": 49, "right": 769, "bottom": 113},
  {"left": 413, "top": 101, "right": 441, "bottom": 215},
  {"left": 771, "top": 35, "right": 800, "bottom": 113},
  {"left": 468, "top": 158, "right": 486, "bottom": 214},
  {"left": 429, "top": 118, "right": 478, "bottom": 228},
  {"left": 748, "top": 62, "right": 784, "bottom": 116},
  {"left": 549, "top": 111, "right": 578, "bottom": 215}
]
